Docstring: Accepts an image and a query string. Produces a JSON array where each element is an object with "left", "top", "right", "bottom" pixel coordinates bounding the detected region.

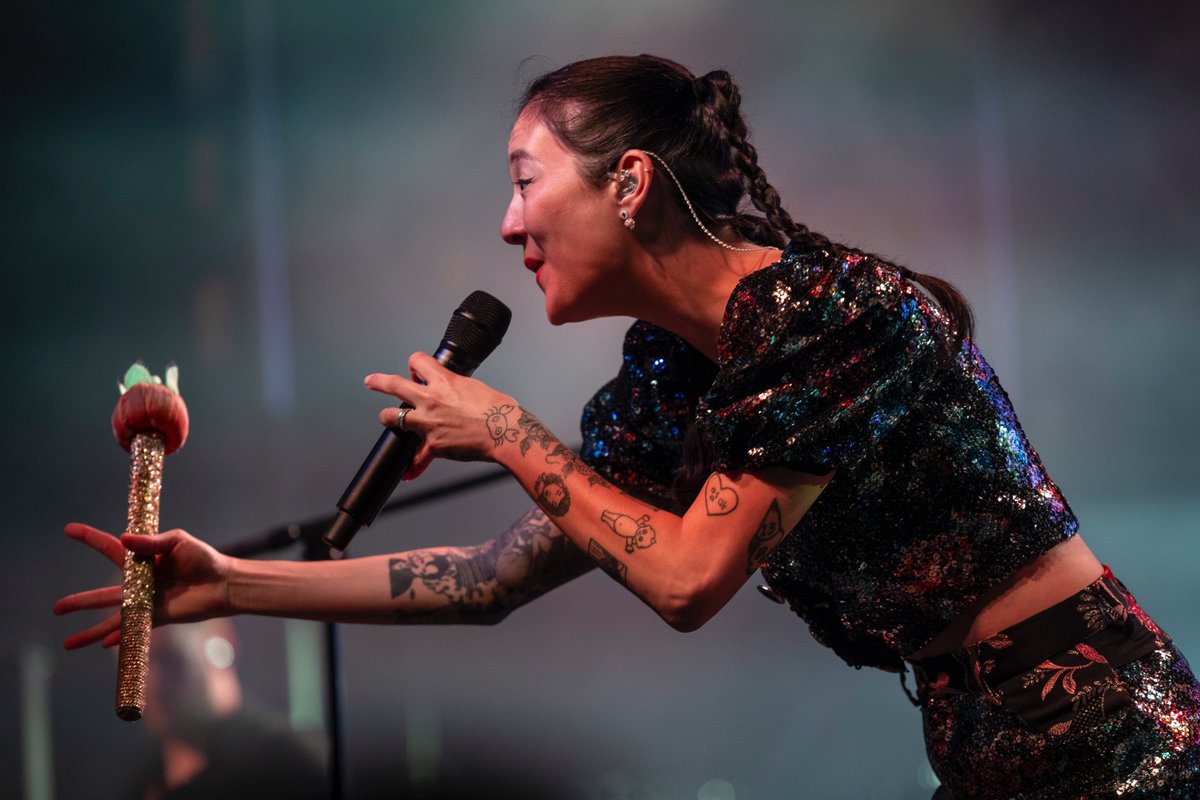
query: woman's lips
[{"left": 525, "top": 258, "right": 544, "bottom": 287}]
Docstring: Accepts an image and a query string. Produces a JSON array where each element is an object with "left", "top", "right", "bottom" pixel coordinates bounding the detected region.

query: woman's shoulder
[
  {"left": 717, "top": 245, "right": 921, "bottom": 365},
  {"left": 700, "top": 246, "right": 951, "bottom": 474}
]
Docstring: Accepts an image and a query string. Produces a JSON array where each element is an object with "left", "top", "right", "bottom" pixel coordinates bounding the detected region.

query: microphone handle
[
  {"left": 325, "top": 425, "right": 420, "bottom": 550},
  {"left": 323, "top": 345, "right": 483, "bottom": 552}
]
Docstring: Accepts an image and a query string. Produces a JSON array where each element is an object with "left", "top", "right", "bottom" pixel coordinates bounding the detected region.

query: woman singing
[{"left": 57, "top": 55, "right": 1200, "bottom": 798}]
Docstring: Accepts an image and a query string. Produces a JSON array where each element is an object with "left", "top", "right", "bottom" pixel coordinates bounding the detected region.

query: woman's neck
[{"left": 631, "top": 239, "right": 783, "bottom": 361}]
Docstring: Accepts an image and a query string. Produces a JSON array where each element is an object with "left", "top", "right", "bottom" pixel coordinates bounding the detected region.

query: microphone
[{"left": 324, "top": 291, "right": 512, "bottom": 552}]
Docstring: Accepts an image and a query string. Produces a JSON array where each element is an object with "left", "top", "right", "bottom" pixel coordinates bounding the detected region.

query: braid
[
  {"left": 697, "top": 72, "right": 973, "bottom": 350},
  {"left": 696, "top": 70, "right": 832, "bottom": 252}
]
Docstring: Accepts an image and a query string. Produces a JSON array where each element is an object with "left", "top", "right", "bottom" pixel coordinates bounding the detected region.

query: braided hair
[{"left": 520, "top": 54, "right": 972, "bottom": 348}]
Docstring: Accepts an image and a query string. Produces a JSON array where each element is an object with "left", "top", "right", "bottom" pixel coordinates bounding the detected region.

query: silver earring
[{"left": 620, "top": 210, "right": 636, "bottom": 230}]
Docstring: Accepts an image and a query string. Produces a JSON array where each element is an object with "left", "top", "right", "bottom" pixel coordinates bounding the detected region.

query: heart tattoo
[{"left": 703, "top": 474, "right": 739, "bottom": 516}]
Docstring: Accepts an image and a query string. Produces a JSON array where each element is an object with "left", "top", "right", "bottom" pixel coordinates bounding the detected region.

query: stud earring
[{"left": 620, "top": 210, "right": 637, "bottom": 231}]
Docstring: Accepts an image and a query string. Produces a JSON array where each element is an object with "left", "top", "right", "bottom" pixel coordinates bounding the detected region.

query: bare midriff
[{"left": 910, "top": 534, "right": 1104, "bottom": 660}]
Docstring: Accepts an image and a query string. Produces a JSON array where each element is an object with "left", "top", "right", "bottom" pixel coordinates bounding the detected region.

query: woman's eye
[{"left": 515, "top": 178, "right": 533, "bottom": 191}]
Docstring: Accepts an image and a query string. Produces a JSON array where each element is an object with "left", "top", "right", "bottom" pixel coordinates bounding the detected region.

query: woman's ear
[{"left": 612, "top": 150, "right": 655, "bottom": 222}]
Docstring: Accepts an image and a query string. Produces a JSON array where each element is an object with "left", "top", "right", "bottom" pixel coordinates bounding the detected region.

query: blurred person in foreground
[{"left": 132, "top": 618, "right": 325, "bottom": 800}]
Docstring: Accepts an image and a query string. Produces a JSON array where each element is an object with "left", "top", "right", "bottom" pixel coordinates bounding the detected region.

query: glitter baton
[{"left": 110, "top": 363, "right": 189, "bottom": 721}]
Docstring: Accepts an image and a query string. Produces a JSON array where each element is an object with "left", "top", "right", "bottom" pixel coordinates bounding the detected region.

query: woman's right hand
[{"left": 54, "top": 523, "right": 232, "bottom": 650}]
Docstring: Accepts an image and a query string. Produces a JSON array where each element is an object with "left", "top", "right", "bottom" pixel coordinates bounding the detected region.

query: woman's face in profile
[{"left": 501, "top": 109, "right": 637, "bottom": 326}]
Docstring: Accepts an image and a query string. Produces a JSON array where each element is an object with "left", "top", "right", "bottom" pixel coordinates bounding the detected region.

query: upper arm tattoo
[
  {"left": 746, "top": 499, "right": 785, "bottom": 575},
  {"left": 703, "top": 473, "right": 740, "bottom": 516}
]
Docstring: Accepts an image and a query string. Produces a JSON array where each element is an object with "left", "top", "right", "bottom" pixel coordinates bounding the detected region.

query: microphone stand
[{"left": 218, "top": 466, "right": 512, "bottom": 800}]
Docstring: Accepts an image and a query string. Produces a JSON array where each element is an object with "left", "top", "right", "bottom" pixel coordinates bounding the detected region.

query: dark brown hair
[{"left": 520, "top": 54, "right": 973, "bottom": 348}]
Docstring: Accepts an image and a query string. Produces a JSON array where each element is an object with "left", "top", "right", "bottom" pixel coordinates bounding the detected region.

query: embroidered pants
[{"left": 911, "top": 569, "right": 1200, "bottom": 798}]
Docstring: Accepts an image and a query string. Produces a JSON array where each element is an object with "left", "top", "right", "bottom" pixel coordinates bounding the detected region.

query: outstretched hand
[
  {"left": 54, "top": 523, "right": 231, "bottom": 650},
  {"left": 365, "top": 351, "right": 521, "bottom": 478}
]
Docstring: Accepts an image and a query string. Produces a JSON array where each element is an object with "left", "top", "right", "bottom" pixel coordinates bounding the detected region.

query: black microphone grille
[{"left": 443, "top": 290, "right": 513, "bottom": 360}]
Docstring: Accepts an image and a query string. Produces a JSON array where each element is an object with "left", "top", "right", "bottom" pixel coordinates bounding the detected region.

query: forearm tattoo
[
  {"left": 534, "top": 473, "right": 571, "bottom": 516},
  {"left": 389, "top": 508, "right": 592, "bottom": 623},
  {"left": 600, "top": 509, "right": 657, "bottom": 553},
  {"left": 703, "top": 473, "right": 739, "bottom": 516},
  {"left": 746, "top": 500, "right": 785, "bottom": 575},
  {"left": 516, "top": 410, "right": 611, "bottom": 488},
  {"left": 390, "top": 551, "right": 496, "bottom": 602},
  {"left": 588, "top": 538, "right": 628, "bottom": 586},
  {"left": 484, "top": 403, "right": 520, "bottom": 446}
]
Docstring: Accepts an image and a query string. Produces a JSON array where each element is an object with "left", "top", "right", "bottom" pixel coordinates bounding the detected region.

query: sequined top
[{"left": 581, "top": 244, "right": 1078, "bottom": 672}]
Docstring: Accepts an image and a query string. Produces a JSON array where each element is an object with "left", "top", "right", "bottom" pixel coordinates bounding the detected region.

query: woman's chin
[
  {"left": 544, "top": 305, "right": 573, "bottom": 326},
  {"left": 545, "top": 296, "right": 620, "bottom": 326},
  {"left": 543, "top": 294, "right": 578, "bottom": 326}
]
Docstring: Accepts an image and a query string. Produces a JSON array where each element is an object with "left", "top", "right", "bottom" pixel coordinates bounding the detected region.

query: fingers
[
  {"left": 54, "top": 586, "right": 122, "bottom": 616},
  {"left": 378, "top": 406, "right": 413, "bottom": 430},
  {"left": 364, "top": 352, "right": 452, "bottom": 397},
  {"left": 65, "top": 522, "right": 126, "bottom": 568},
  {"left": 60, "top": 523, "right": 125, "bottom": 649},
  {"left": 365, "top": 368, "right": 430, "bottom": 406},
  {"left": 62, "top": 610, "right": 121, "bottom": 651},
  {"left": 367, "top": 360, "right": 434, "bottom": 434},
  {"left": 120, "top": 528, "right": 186, "bottom": 556},
  {"left": 403, "top": 449, "right": 433, "bottom": 481},
  {"left": 407, "top": 351, "right": 449, "bottom": 385},
  {"left": 364, "top": 371, "right": 412, "bottom": 398}
]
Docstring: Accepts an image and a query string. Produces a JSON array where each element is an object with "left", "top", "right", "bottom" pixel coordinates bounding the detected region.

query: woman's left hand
[{"left": 365, "top": 351, "right": 522, "bottom": 478}]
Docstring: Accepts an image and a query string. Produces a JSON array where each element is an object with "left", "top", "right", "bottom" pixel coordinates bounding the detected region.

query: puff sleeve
[{"left": 696, "top": 250, "right": 945, "bottom": 475}]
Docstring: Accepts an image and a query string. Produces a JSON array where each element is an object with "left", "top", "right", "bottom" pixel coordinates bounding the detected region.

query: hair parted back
[
  {"left": 521, "top": 54, "right": 797, "bottom": 250},
  {"left": 520, "top": 54, "right": 974, "bottom": 349}
]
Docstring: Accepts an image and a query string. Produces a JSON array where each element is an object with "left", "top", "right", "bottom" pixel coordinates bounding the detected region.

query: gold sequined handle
[{"left": 116, "top": 432, "right": 165, "bottom": 721}]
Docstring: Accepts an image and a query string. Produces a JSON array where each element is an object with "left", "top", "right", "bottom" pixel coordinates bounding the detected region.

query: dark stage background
[{"left": 3, "top": 2, "right": 1198, "bottom": 798}]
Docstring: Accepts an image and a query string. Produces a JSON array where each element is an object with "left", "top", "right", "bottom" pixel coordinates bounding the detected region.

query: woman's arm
[
  {"left": 490, "top": 409, "right": 829, "bottom": 631},
  {"left": 230, "top": 505, "right": 592, "bottom": 624},
  {"left": 369, "top": 356, "right": 830, "bottom": 632},
  {"left": 55, "top": 506, "right": 593, "bottom": 649}
]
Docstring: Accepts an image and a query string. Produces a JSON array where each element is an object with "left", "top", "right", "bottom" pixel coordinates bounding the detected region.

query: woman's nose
[{"left": 500, "top": 201, "right": 525, "bottom": 245}]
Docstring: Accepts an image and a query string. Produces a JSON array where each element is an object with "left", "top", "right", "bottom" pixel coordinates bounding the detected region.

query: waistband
[{"left": 909, "top": 566, "right": 1166, "bottom": 702}]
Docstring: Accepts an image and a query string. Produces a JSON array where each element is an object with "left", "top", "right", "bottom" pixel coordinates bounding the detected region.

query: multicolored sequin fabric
[{"left": 581, "top": 321, "right": 716, "bottom": 512}]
